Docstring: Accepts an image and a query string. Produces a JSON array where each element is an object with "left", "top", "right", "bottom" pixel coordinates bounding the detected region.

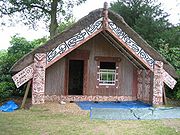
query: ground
[{"left": 0, "top": 101, "right": 180, "bottom": 135}]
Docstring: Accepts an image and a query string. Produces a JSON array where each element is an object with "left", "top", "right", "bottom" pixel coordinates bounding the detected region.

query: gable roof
[{"left": 10, "top": 8, "right": 178, "bottom": 78}]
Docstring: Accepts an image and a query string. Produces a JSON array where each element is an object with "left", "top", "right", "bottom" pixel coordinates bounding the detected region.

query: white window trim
[{"left": 98, "top": 69, "right": 116, "bottom": 85}]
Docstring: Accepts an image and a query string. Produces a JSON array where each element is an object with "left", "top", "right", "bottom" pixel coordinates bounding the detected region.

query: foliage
[
  {"left": 159, "top": 44, "right": 180, "bottom": 99},
  {"left": 0, "top": 36, "right": 47, "bottom": 101},
  {"left": 110, "top": 0, "right": 171, "bottom": 50},
  {"left": 57, "top": 18, "right": 75, "bottom": 33},
  {"left": 0, "top": 82, "right": 14, "bottom": 100},
  {"left": 0, "top": 0, "right": 86, "bottom": 37}
]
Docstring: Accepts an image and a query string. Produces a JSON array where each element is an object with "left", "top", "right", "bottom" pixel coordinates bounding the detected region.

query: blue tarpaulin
[
  {"left": 75, "top": 101, "right": 180, "bottom": 120},
  {"left": 76, "top": 101, "right": 151, "bottom": 110},
  {"left": 0, "top": 100, "right": 19, "bottom": 112},
  {"left": 90, "top": 107, "right": 180, "bottom": 120}
]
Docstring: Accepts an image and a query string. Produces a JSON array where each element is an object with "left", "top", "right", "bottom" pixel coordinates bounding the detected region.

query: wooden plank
[
  {"left": 45, "top": 58, "right": 65, "bottom": 96},
  {"left": 163, "top": 86, "right": 167, "bottom": 105},
  {"left": 79, "top": 34, "right": 135, "bottom": 96},
  {"left": 20, "top": 80, "right": 31, "bottom": 109}
]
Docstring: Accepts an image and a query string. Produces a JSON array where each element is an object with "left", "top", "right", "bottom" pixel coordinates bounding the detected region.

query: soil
[
  {"left": 1, "top": 98, "right": 88, "bottom": 115},
  {"left": 32, "top": 101, "right": 88, "bottom": 115}
]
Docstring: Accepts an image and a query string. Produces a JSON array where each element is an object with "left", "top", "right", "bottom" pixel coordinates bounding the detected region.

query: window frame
[
  {"left": 99, "top": 66, "right": 116, "bottom": 86},
  {"left": 95, "top": 56, "right": 121, "bottom": 89}
]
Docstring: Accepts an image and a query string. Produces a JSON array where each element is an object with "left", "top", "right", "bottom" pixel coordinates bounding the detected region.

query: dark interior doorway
[{"left": 68, "top": 60, "right": 84, "bottom": 95}]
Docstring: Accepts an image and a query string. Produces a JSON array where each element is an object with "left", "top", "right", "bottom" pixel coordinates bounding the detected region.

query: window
[
  {"left": 95, "top": 56, "right": 120, "bottom": 88},
  {"left": 99, "top": 62, "right": 116, "bottom": 85}
]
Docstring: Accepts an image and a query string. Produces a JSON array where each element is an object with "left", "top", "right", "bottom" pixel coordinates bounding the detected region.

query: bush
[{"left": 0, "top": 82, "right": 14, "bottom": 100}]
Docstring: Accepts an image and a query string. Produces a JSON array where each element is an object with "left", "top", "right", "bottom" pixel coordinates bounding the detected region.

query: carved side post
[
  {"left": 153, "top": 61, "right": 164, "bottom": 106},
  {"left": 32, "top": 53, "right": 46, "bottom": 104}
]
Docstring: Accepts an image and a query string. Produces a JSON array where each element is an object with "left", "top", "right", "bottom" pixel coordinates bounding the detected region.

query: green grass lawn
[{"left": 0, "top": 104, "right": 180, "bottom": 135}]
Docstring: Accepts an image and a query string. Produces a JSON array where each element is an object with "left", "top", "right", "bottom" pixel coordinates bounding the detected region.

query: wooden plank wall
[
  {"left": 45, "top": 33, "right": 137, "bottom": 97},
  {"left": 45, "top": 58, "right": 65, "bottom": 95},
  {"left": 78, "top": 34, "right": 135, "bottom": 96}
]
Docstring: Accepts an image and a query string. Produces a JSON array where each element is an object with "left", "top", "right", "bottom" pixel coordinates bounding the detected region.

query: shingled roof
[{"left": 10, "top": 8, "right": 178, "bottom": 78}]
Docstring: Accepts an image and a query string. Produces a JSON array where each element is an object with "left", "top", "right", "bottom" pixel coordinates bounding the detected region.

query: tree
[
  {"left": 110, "top": 0, "right": 171, "bottom": 50},
  {"left": 0, "top": 0, "right": 86, "bottom": 37}
]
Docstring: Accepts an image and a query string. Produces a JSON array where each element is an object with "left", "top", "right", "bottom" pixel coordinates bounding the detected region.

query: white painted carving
[
  {"left": 47, "top": 18, "right": 103, "bottom": 63},
  {"left": 162, "top": 69, "right": 177, "bottom": 89},
  {"left": 12, "top": 63, "right": 34, "bottom": 88},
  {"left": 108, "top": 19, "right": 155, "bottom": 69}
]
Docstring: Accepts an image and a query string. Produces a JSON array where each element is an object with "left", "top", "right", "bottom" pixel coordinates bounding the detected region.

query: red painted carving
[
  {"left": 44, "top": 95, "right": 137, "bottom": 102},
  {"left": 153, "top": 61, "right": 164, "bottom": 105},
  {"left": 32, "top": 53, "right": 46, "bottom": 104}
]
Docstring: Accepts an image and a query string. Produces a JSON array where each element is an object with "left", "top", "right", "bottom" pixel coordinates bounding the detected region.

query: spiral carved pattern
[
  {"left": 47, "top": 18, "right": 103, "bottom": 63},
  {"left": 108, "top": 20, "right": 155, "bottom": 69},
  {"left": 12, "top": 63, "right": 34, "bottom": 88}
]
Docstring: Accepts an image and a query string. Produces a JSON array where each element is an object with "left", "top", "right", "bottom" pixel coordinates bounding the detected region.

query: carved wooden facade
[{"left": 12, "top": 3, "right": 177, "bottom": 105}]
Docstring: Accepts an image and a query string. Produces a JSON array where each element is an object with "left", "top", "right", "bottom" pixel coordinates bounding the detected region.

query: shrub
[{"left": 0, "top": 82, "right": 14, "bottom": 100}]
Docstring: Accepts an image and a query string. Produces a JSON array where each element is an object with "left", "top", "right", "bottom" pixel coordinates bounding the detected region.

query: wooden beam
[
  {"left": 163, "top": 86, "right": 167, "bottom": 105},
  {"left": 20, "top": 80, "right": 31, "bottom": 109}
]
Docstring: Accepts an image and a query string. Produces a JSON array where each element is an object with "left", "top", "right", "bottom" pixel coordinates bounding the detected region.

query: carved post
[
  {"left": 103, "top": 2, "right": 108, "bottom": 29},
  {"left": 32, "top": 53, "right": 46, "bottom": 104},
  {"left": 153, "top": 61, "right": 164, "bottom": 106}
]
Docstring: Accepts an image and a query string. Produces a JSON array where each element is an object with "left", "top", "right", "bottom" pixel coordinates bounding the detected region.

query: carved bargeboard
[
  {"left": 162, "top": 69, "right": 177, "bottom": 89},
  {"left": 108, "top": 20, "right": 155, "bottom": 69},
  {"left": 12, "top": 64, "right": 34, "bottom": 88}
]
